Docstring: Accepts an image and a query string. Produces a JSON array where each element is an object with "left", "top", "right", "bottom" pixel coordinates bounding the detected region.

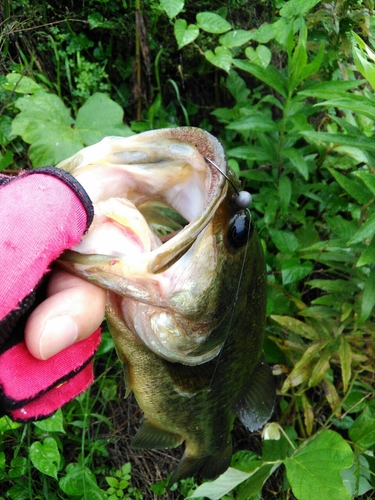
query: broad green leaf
[
  {"left": 270, "top": 315, "right": 318, "bottom": 341},
  {"left": 226, "top": 71, "right": 250, "bottom": 103},
  {"left": 227, "top": 145, "right": 273, "bottom": 163},
  {"left": 307, "top": 279, "right": 359, "bottom": 294},
  {"left": 33, "top": 409, "right": 65, "bottom": 433},
  {"left": 352, "top": 34, "right": 375, "bottom": 91},
  {"left": 283, "top": 147, "right": 309, "bottom": 179},
  {"left": 349, "top": 403, "right": 375, "bottom": 450},
  {"left": 59, "top": 463, "right": 106, "bottom": 499},
  {"left": 76, "top": 92, "right": 133, "bottom": 145},
  {"left": 0, "top": 115, "right": 15, "bottom": 146},
  {"left": 269, "top": 229, "right": 300, "bottom": 254},
  {"left": 299, "top": 42, "right": 325, "bottom": 82},
  {"left": 355, "top": 170, "right": 375, "bottom": 195},
  {"left": 279, "top": 0, "right": 321, "bottom": 18},
  {"left": 196, "top": 12, "right": 232, "bottom": 34},
  {"left": 327, "top": 167, "right": 373, "bottom": 205},
  {"left": 282, "top": 258, "right": 313, "bottom": 285},
  {"left": 284, "top": 431, "right": 353, "bottom": 500},
  {"left": 0, "top": 151, "right": 13, "bottom": 171},
  {"left": 341, "top": 455, "right": 374, "bottom": 498},
  {"left": 29, "top": 437, "right": 60, "bottom": 479},
  {"left": 339, "top": 337, "right": 352, "bottom": 393},
  {"left": 298, "top": 80, "right": 365, "bottom": 99},
  {"left": 219, "top": 29, "right": 254, "bottom": 48},
  {"left": 12, "top": 91, "right": 82, "bottom": 166},
  {"left": 226, "top": 113, "right": 276, "bottom": 132},
  {"left": 205, "top": 47, "right": 233, "bottom": 73},
  {"left": 289, "top": 25, "right": 308, "bottom": 89},
  {"left": 245, "top": 45, "right": 271, "bottom": 68},
  {"left": 187, "top": 463, "right": 279, "bottom": 499},
  {"left": 2, "top": 73, "right": 42, "bottom": 94},
  {"left": 159, "top": 0, "right": 184, "bottom": 19},
  {"left": 233, "top": 59, "right": 287, "bottom": 98},
  {"left": 347, "top": 212, "right": 375, "bottom": 246},
  {"left": 358, "top": 271, "right": 375, "bottom": 324},
  {"left": 174, "top": 19, "right": 199, "bottom": 49}
]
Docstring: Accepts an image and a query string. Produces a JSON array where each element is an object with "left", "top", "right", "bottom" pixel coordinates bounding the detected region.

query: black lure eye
[{"left": 227, "top": 210, "right": 252, "bottom": 249}]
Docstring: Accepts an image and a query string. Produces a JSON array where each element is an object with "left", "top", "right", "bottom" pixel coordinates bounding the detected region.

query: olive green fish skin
[
  {"left": 106, "top": 196, "right": 268, "bottom": 483},
  {"left": 57, "top": 127, "right": 274, "bottom": 484}
]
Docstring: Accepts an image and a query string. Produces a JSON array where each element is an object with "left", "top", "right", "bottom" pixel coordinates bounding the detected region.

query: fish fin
[
  {"left": 122, "top": 360, "right": 132, "bottom": 398},
  {"left": 131, "top": 420, "right": 183, "bottom": 450},
  {"left": 169, "top": 441, "right": 232, "bottom": 486},
  {"left": 233, "top": 355, "right": 276, "bottom": 432}
]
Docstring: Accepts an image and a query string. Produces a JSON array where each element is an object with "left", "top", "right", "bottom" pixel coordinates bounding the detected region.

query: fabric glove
[{"left": 0, "top": 167, "right": 101, "bottom": 422}]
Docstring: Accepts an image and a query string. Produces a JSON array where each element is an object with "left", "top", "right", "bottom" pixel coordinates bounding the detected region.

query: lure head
[{"left": 58, "top": 127, "right": 265, "bottom": 366}]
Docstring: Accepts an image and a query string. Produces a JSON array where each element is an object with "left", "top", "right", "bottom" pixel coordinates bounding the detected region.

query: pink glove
[{"left": 0, "top": 168, "right": 101, "bottom": 422}]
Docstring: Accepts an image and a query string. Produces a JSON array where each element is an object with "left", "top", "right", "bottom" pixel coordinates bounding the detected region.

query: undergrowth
[{"left": 0, "top": 0, "right": 375, "bottom": 499}]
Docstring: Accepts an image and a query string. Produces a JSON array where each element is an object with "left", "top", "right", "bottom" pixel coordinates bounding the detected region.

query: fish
[{"left": 56, "top": 127, "right": 275, "bottom": 484}]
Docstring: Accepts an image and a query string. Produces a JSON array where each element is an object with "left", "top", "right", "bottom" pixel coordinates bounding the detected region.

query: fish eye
[{"left": 227, "top": 210, "right": 252, "bottom": 249}]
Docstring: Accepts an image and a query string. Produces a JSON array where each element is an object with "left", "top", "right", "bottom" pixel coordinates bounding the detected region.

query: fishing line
[{"left": 203, "top": 156, "right": 252, "bottom": 402}]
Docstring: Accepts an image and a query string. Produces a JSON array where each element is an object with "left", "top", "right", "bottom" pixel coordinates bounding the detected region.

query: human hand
[{"left": 25, "top": 270, "right": 106, "bottom": 360}]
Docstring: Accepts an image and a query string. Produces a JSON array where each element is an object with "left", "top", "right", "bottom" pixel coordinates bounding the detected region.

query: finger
[{"left": 25, "top": 270, "right": 106, "bottom": 360}]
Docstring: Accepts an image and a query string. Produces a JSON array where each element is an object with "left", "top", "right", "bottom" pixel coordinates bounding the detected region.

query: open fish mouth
[{"left": 57, "top": 127, "right": 241, "bottom": 365}]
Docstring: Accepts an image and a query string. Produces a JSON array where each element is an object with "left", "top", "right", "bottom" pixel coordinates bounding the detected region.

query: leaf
[
  {"left": 33, "top": 409, "right": 65, "bottom": 433},
  {"left": 352, "top": 34, "right": 375, "bottom": 92},
  {"left": 283, "top": 147, "right": 309, "bottom": 179},
  {"left": 315, "top": 94, "right": 375, "bottom": 122},
  {"left": 279, "top": 0, "right": 321, "bottom": 18},
  {"left": 174, "top": 19, "right": 199, "bottom": 49},
  {"left": 347, "top": 212, "right": 375, "bottom": 246},
  {"left": 2, "top": 73, "right": 42, "bottom": 94},
  {"left": 284, "top": 431, "right": 353, "bottom": 500},
  {"left": 59, "top": 463, "right": 106, "bottom": 499},
  {"left": 159, "top": 0, "right": 184, "bottom": 19},
  {"left": 279, "top": 174, "right": 292, "bottom": 214},
  {"left": 187, "top": 463, "right": 279, "bottom": 499},
  {"left": 219, "top": 29, "right": 254, "bottom": 48},
  {"left": 357, "top": 235, "right": 375, "bottom": 267},
  {"left": 29, "top": 437, "right": 60, "bottom": 479},
  {"left": 269, "top": 229, "right": 300, "bottom": 254},
  {"left": 233, "top": 59, "right": 287, "bottom": 98},
  {"left": 270, "top": 315, "right": 318, "bottom": 341},
  {"left": 358, "top": 271, "right": 375, "bottom": 324},
  {"left": 282, "top": 258, "right": 313, "bottom": 285},
  {"left": 349, "top": 403, "right": 375, "bottom": 450},
  {"left": 355, "top": 170, "right": 375, "bottom": 195},
  {"left": 339, "top": 337, "right": 352, "bottom": 393},
  {"left": 226, "top": 113, "right": 276, "bottom": 132},
  {"left": 205, "top": 47, "right": 233, "bottom": 73},
  {"left": 301, "top": 130, "right": 375, "bottom": 153},
  {"left": 244, "top": 45, "right": 272, "bottom": 68},
  {"left": 76, "top": 92, "right": 133, "bottom": 145},
  {"left": 327, "top": 167, "right": 373, "bottom": 205},
  {"left": 196, "top": 12, "right": 232, "bottom": 34}
]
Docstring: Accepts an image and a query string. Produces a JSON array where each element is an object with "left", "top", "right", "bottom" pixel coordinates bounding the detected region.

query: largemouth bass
[{"left": 57, "top": 127, "right": 275, "bottom": 484}]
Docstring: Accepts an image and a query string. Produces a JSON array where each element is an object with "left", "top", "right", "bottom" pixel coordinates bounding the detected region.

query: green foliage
[{"left": 1, "top": 0, "right": 375, "bottom": 499}]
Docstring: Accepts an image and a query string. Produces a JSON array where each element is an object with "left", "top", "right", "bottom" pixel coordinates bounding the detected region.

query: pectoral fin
[
  {"left": 131, "top": 420, "right": 183, "bottom": 450},
  {"left": 233, "top": 356, "right": 276, "bottom": 432}
]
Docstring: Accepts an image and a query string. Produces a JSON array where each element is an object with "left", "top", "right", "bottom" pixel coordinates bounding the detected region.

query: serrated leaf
[
  {"left": 196, "top": 12, "right": 232, "bottom": 34},
  {"left": 284, "top": 431, "right": 353, "bottom": 500},
  {"left": 245, "top": 45, "right": 271, "bottom": 68},
  {"left": 270, "top": 315, "right": 318, "bottom": 341},
  {"left": 29, "top": 437, "right": 60, "bottom": 479},
  {"left": 282, "top": 258, "right": 313, "bottom": 285},
  {"left": 174, "top": 19, "right": 199, "bottom": 48},
  {"left": 76, "top": 92, "right": 133, "bottom": 145},
  {"left": 205, "top": 46, "right": 233, "bottom": 73},
  {"left": 315, "top": 94, "right": 375, "bottom": 122},
  {"left": 219, "top": 29, "right": 253, "bottom": 48},
  {"left": 160, "top": 0, "right": 184, "bottom": 19},
  {"left": 12, "top": 91, "right": 83, "bottom": 166}
]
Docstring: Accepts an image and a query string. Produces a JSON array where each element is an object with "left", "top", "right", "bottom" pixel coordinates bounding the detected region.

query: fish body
[{"left": 57, "top": 127, "right": 275, "bottom": 483}]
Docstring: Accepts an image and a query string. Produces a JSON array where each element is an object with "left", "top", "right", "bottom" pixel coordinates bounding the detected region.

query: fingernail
[{"left": 39, "top": 316, "right": 78, "bottom": 360}]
